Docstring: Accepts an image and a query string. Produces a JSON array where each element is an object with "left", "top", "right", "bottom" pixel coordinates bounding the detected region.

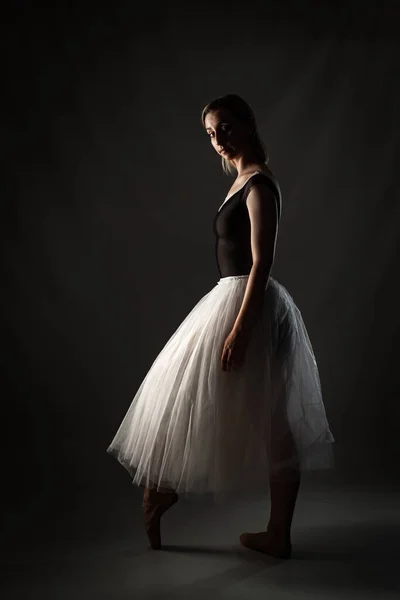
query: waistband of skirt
[
  {"left": 217, "top": 274, "right": 276, "bottom": 285},
  {"left": 217, "top": 274, "right": 250, "bottom": 285}
]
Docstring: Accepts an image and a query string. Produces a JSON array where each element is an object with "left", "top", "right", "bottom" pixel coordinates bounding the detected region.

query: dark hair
[{"left": 201, "top": 94, "right": 269, "bottom": 175}]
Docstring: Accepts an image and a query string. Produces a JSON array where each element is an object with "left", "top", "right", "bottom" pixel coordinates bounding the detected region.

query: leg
[
  {"left": 267, "top": 446, "right": 301, "bottom": 543},
  {"left": 141, "top": 481, "right": 176, "bottom": 493},
  {"left": 240, "top": 445, "right": 300, "bottom": 559},
  {"left": 266, "top": 352, "right": 301, "bottom": 547},
  {"left": 240, "top": 366, "right": 301, "bottom": 558},
  {"left": 265, "top": 467, "right": 301, "bottom": 554},
  {"left": 141, "top": 480, "right": 179, "bottom": 550}
]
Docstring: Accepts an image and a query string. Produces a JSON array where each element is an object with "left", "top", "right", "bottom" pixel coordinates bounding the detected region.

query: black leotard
[{"left": 213, "top": 172, "right": 282, "bottom": 278}]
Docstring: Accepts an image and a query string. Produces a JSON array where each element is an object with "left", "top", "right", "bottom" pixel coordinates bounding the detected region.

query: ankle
[{"left": 267, "top": 523, "right": 291, "bottom": 542}]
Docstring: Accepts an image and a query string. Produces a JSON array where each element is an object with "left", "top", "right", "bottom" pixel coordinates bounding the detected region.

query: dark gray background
[{"left": 2, "top": 0, "right": 400, "bottom": 533}]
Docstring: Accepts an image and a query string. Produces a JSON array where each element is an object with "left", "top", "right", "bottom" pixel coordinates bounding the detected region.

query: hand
[{"left": 221, "top": 327, "right": 251, "bottom": 372}]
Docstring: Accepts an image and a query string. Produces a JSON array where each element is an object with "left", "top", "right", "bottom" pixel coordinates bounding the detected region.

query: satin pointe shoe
[{"left": 142, "top": 487, "right": 179, "bottom": 550}]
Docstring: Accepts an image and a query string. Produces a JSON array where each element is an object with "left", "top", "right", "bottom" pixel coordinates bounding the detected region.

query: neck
[{"left": 231, "top": 153, "right": 265, "bottom": 177}]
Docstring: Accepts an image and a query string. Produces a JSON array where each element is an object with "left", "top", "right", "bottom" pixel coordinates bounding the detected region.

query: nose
[{"left": 215, "top": 132, "right": 226, "bottom": 149}]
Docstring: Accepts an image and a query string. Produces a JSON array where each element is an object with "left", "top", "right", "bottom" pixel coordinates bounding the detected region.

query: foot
[
  {"left": 142, "top": 490, "right": 178, "bottom": 550},
  {"left": 239, "top": 529, "right": 292, "bottom": 559}
]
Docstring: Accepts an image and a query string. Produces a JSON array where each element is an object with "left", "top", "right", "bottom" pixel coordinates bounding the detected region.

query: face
[{"left": 204, "top": 108, "right": 252, "bottom": 161}]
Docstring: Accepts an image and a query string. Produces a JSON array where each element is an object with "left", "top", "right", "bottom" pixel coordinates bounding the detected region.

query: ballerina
[{"left": 107, "top": 93, "right": 335, "bottom": 556}]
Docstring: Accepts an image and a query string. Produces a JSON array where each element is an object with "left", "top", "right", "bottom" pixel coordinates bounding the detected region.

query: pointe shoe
[
  {"left": 239, "top": 530, "right": 292, "bottom": 559},
  {"left": 142, "top": 487, "right": 179, "bottom": 550}
]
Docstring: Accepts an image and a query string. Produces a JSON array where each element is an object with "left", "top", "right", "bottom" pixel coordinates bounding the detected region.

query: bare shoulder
[
  {"left": 246, "top": 168, "right": 281, "bottom": 222},
  {"left": 246, "top": 181, "right": 277, "bottom": 208},
  {"left": 253, "top": 166, "right": 282, "bottom": 210},
  {"left": 257, "top": 165, "right": 280, "bottom": 189},
  {"left": 249, "top": 166, "right": 280, "bottom": 198}
]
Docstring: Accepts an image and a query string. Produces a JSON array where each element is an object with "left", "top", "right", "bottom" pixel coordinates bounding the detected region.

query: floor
[{"left": 4, "top": 472, "right": 400, "bottom": 599}]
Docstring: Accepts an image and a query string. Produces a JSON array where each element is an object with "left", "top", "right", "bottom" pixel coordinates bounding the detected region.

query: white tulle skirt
[{"left": 107, "top": 275, "right": 335, "bottom": 502}]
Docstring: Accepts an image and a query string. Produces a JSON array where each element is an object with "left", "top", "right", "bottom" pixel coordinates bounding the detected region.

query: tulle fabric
[{"left": 107, "top": 275, "right": 335, "bottom": 503}]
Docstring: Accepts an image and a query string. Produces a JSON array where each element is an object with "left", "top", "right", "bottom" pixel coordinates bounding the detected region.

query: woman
[{"left": 107, "top": 94, "right": 335, "bottom": 558}]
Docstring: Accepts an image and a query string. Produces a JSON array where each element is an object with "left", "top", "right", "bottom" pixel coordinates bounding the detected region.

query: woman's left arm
[{"left": 232, "top": 183, "right": 278, "bottom": 336}]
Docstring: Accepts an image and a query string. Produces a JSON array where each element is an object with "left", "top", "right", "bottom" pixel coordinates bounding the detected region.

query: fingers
[
  {"left": 221, "top": 346, "right": 242, "bottom": 372},
  {"left": 221, "top": 346, "right": 231, "bottom": 372},
  {"left": 220, "top": 347, "right": 229, "bottom": 371}
]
